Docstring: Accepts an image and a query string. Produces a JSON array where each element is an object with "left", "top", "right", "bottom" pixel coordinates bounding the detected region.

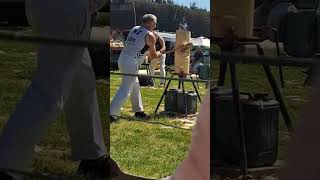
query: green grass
[
  {"left": 210, "top": 62, "right": 312, "bottom": 160},
  {"left": 0, "top": 39, "right": 312, "bottom": 178},
  {"left": 0, "top": 39, "right": 204, "bottom": 179},
  {"left": 109, "top": 73, "right": 208, "bottom": 178}
]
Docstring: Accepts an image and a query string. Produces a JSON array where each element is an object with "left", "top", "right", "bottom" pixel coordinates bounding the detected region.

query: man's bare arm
[
  {"left": 159, "top": 36, "right": 166, "bottom": 53},
  {"left": 146, "top": 32, "right": 162, "bottom": 59}
]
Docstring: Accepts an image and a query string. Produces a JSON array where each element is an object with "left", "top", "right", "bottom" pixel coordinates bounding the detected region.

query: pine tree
[
  {"left": 190, "top": 2, "right": 198, "bottom": 10},
  {"left": 167, "top": 0, "right": 174, "bottom": 4}
]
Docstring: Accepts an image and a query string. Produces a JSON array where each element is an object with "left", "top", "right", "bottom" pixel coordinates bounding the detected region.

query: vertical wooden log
[
  {"left": 175, "top": 30, "right": 191, "bottom": 74},
  {"left": 211, "top": 0, "right": 255, "bottom": 38}
]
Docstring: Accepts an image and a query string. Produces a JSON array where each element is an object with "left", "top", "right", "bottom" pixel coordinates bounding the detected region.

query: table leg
[
  {"left": 190, "top": 75, "right": 202, "bottom": 102},
  {"left": 255, "top": 42, "right": 293, "bottom": 132},
  {"left": 218, "top": 62, "right": 228, "bottom": 86},
  {"left": 230, "top": 62, "right": 249, "bottom": 178},
  {"left": 279, "top": 66, "right": 285, "bottom": 88},
  {"left": 182, "top": 78, "right": 188, "bottom": 117},
  {"left": 263, "top": 65, "right": 294, "bottom": 132}
]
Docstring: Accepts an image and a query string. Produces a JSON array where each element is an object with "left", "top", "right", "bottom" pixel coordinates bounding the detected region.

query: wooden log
[
  {"left": 211, "top": 0, "right": 255, "bottom": 38},
  {"left": 174, "top": 30, "right": 191, "bottom": 74}
]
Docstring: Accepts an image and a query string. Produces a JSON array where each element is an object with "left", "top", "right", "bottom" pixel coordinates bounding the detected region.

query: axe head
[{"left": 178, "top": 43, "right": 193, "bottom": 52}]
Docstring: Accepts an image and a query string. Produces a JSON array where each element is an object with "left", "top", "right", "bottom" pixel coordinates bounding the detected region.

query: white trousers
[
  {"left": 110, "top": 55, "right": 144, "bottom": 117},
  {"left": 149, "top": 54, "right": 166, "bottom": 84},
  {"left": 0, "top": 0, "right": 106, "bottom": 171}
]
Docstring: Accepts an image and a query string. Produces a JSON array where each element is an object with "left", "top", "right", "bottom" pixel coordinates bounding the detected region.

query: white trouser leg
[
  {"left": 110, "top": 57, "right": 141, "bottom": 116},
  {"left": 0, "top": 0, "right": 106, "bottom": 171},
  {"left": 159, "top": 54, "right": 166, "bottom": 84},
  {"left": 64, "top": 49, "right": 106, "bottom": 161},
  {"left": 149, "top": 58, "right": 158, "bottom": 76},
  {"left": 149, "top": 54, "right": 166, "bottom": 84},
  {"left": 131, "top": 77, "right": 144, "bottom": 112}
]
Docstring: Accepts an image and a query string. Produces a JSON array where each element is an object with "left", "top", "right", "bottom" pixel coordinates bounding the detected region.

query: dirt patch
[{"left": 156, "top": 111, "right": 198, "bottom": 129}]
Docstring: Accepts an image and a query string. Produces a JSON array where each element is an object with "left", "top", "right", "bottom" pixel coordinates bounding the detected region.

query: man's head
[{"left": 142, "top": 14, "right": 157, "bottom": 31}]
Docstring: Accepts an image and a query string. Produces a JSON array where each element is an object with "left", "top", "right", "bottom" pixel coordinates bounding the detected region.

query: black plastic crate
[
  {"left": 211, "top": 88, "right": 279, "bottom": 168},
  {"left": 165, "top": 89, "right": 179, "bottom": 112},
  {"left": 177, "top": 91, "right": 198, "bottom": 114}
]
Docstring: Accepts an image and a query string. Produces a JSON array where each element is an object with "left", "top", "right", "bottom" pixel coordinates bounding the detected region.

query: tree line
[{"left": 110, "top": 0, "right": 210, "bottom": 37}]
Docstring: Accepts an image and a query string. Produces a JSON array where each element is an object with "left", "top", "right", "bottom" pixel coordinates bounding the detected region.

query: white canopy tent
[
  {"left": 192, "top": 36, "right": 210, "bottom": 48},
  {"left": 156, "top": 32, "right": 210, "bottom": 48}
]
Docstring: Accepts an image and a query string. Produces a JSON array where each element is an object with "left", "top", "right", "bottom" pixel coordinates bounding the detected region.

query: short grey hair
[{"left": 142, "top": 14, "right": 157, "bottom": 24}]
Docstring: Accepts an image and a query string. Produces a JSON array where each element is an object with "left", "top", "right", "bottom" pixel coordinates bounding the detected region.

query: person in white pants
[
  {"left": 149, "top": 34, "right": 166, "bottom": 86},
  {"left": 110, "top": 14, "right": 164, "bottom": 121},
  {"left": 0, "top": 0, "right": 110, "bottom": 178}
]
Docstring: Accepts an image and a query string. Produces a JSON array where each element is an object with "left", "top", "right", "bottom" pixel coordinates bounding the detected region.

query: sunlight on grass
[
  {"left": 0, "top": 39, "right": 313, "bottom": 178},
  {"left": 110, "top": 73, "right": 207, "bottom": 178},
  {"left": 111, "top": 121, "right": 191, "bottom": 178}
]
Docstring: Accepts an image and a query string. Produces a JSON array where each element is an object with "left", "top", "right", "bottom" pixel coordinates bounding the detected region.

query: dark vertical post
[{"left": 230, "top": 62, "right": 249, "bottom": 178}]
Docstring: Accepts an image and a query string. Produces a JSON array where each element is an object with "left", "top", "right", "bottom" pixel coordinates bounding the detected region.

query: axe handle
[
  {"left": 164, "top": 49, "right": 176, "bottom": 54},
  {"left": 163, "top": 43, "right": 192, "bottom": 54}
]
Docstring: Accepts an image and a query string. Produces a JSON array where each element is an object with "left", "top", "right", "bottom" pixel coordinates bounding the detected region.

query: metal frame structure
[
  {"left": 211, "top": 37, "right": 319, "bottom": 179},
  {"left": 2, "top": 22, "right": 320, "bottom": 179}
]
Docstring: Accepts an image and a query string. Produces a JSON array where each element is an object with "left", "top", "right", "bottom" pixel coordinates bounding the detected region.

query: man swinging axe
[{"left": 110, "top": 14, "right": 164, "bottom": 121}]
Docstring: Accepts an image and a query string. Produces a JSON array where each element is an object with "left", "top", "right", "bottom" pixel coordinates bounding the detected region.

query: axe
[{"left": 164, "top": 43, "right": 193, "bottom": 54}]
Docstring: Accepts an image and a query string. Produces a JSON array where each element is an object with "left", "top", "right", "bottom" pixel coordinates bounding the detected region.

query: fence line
[
  {"left": 211, "top": 52, "right": 320, "bottom": 67},
  {"left": 0, "top": 31, "right": 107, "bottom": 47},
  {"left": 110, "top": 72, "right": 211, "bottom": 83}
]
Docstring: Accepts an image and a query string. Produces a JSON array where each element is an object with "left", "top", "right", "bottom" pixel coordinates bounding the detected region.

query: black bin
[
  {"left": 177, "top": 91, "right": 198, "bottom": 114},
  {"left": 211, "top": 87, "right": 232, "bottom": 162},
  {"left": 212, "top": 88, "right": 279, "bottom": 168},
  {"left": 165, "top": 89, "right": 179, "bottom": 112}
]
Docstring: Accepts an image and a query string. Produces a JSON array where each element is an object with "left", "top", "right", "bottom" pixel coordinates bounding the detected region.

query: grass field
[
  {"left": 0, "top": 39, "right": 313, "bottom": 179},
  {"left": 0, "top": 40, "right": 109, "bottom": 176},
  {"left": 110, "top": 72, "right": 208, "bottom": 178},
  {"left": 0, "top": 39, "right": 208, "bottom": 179}
]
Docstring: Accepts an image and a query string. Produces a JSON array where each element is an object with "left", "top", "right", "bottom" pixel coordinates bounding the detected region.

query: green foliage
[{"left": 110, "top": 0, "right": 210, "bottom": 37}]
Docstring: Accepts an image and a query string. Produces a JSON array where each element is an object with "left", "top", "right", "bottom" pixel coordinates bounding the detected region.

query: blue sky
[{"left": 173, "top": 0, "right": 210, "bottom": 11}]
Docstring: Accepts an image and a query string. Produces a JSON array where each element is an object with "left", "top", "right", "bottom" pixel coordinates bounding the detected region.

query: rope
[
  {"left": 0, "top": 31, "right": 107, "bottom": 48},
  {"left": 110, "top": 72, "right": 211, "bottom": 83},
  {"left": 211, "top": 52, "right": 320, "bottom": 67},
  {"left": 112, "top": 115, "right": 193, "bottom": 132}
]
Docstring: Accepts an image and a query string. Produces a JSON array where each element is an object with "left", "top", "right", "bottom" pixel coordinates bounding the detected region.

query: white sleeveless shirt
[{"left": 120, "top": 26, "right": 150, "bottom": 63}]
